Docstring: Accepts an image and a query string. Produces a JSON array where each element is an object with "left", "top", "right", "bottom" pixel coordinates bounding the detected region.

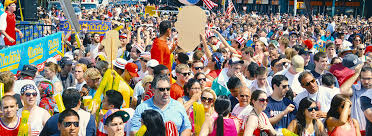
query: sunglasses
[
  {"left": 201, "top": 97, "right": 214, "bottom": 103},
  {"left": 140, "top": 58, "right": 149, "bottom": 63},
  {"left": 24, "top": 92, "right": 37, "bottom": 97},
  {"left": 194, "top": 67, "right": 204, "bottom": 70},
  {"left": 157, "top": 87, "right": 170, "bottom": 92},
  {"left": 258, "top": 98, "right": 269, "bottom": 103},
  {"left": 304, "top": 79, "right": 316, "bottom": 86},
  {"left": 358, "top": 48, "right": 365, "bottom": 50},
  {"left": 240, "top": 95, "right": 250, "bottom": 98},
  {"left": 197, "top": 78, "right": 207, "bottom": 82},
  {"left": 180, "top": 72, "right": 191, "bottom": 76},
  {"left": 63, "top": 122, "right": 79, "bottom": 127},
  {"left": 307, "top": 106, "right": 319, "bottom": 112}
]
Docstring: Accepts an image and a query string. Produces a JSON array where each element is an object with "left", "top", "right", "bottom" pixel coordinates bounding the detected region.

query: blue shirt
[
  {"left": 129, "top": 97, "right": 191, "bottom": 134},
  {"left": 264, "top": 97, "right": 296, "bottom": 130}
]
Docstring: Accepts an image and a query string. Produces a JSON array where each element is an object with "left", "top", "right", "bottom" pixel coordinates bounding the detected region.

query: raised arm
[{"left": 340, "top": 63, "right": 364, "bottom": 96}]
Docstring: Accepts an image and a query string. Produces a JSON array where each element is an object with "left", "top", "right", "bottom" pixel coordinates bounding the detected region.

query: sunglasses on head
[
  {"left": 157, "top": 87, "right": 170, "bottom": 92},
  {"left": 201, "top": 96, "right": 214, "bottom": 103},
  {"left": 194, "top": 67, "right": 204, "bottom": 70},
  {"left": 63, "top": 122, "right": 79, "bottom": 127},
  {"left": 197, "top": 78, "right": 207, "bottom": 82},
  {"left": 180, "top": 72, "right": 191, "bottom": 76},
  {"left": 304, "top": 79, "right": 316, "bottom": 86},
  {"left": 307, "top": 106, "right": 319, "bottom": 112},
  {"left": 24, "top": 92, "right": 37, "bottom": 97},
  {"left": 258, "top": 98, "right": 269, "bottom": 103}
]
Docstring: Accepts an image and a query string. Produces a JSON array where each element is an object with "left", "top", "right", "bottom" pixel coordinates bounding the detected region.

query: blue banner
[
  {"left": 59, "top": 20, "right": 112, "bottom": 33},
  {"left": 0, "top": 32, "right": 62, "bottom": 73}
]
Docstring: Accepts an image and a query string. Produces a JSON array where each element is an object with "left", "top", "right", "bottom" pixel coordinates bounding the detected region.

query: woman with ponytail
[
  {"left": 244, "top": 90, "right": 277, "bottom": 136},
  {"left": 199, "top": 95, "right": 240, "bottom": 136}
]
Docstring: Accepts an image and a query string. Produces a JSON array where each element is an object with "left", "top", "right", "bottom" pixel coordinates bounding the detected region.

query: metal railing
[{"left": 15, "top": 23, "right": 58, "bottom": 44}]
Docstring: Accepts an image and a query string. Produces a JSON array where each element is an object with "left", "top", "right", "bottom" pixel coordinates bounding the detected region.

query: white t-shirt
[
  {"left": 17, "top": 107, "right": 50, "bottom": 136},
  {"left": 75, "top": 81, "right": 86, "bottom": 92},
  {"left": 275, "top": 69, "right": 304, "bottom": 94},
  {"left": 231, "top": 104, "right": 253, "bottom": 129},
  {"left": 0, "top": 12, "right": 7, "bottom": 45},
  {"left": 293, "top": 86, "right": 339, "bottom": 113}
]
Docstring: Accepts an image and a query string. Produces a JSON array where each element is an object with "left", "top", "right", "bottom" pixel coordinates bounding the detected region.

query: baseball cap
[
  {"left": 78, "top": 58, "right": 93, "bottom": 68},
  {"left": 4, "top": 0, "right": 16, "bottom": 8},
  {"left": 147, "top": 59, "right": 159, "bottom": 68},
  {"left": 303, "top": 39, "right": 313, "bottom": 50},
  {"left": 103, "top": 109, "right": 130, "bottom": 125},
  {"left": 330, "top": 63, "right": 355, "bottom": 86},
  {"left": 228, "top": 57, "right": 244, "bottom": 65},
  {"left": 212, "top": 52, "right": 224, "bottom": 69},
  {"left": 125, "top": 63, "right": 139, "bottom": 77},
  {"left": 21, "top": 65, "right": 37, "bottom": 77},
  {"left": 59, "top": 57, "right": 73, "bottom": 66},
  {"left": 259, "top": 37, "right": 268, "bottom": 46},
  {"left": 298, "top": 48, "right": 311, "bottom": 55},
  {"left": 342, "top": 54, "right": 362, "bottom": 69},
  {"left": 113, "top": 58, "right": 127, "bottom": 70},
  {"left": 269, "top": 40, "right": 279, "bottom": 49},
  {"left": 291, "top": 55, "right": 304, "bottom": 73}
]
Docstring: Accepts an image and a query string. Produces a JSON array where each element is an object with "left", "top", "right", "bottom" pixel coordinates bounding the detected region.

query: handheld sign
[
  {"left": 60, "top": 0, "right": 82, "bottom": 48},
  {"left": 101, "top": 30, "right": 120, "bottom": 67},
  {"left": 175, "top": 6, "right": 207, "bottom": 52}
]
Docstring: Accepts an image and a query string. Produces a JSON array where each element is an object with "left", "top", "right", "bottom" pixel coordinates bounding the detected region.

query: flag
[
  {"left": 202, "top": 0, "right": 218, "bottom": 10},
  {"left": 226, "top": 0, "right": 234, "bottom": 17}
]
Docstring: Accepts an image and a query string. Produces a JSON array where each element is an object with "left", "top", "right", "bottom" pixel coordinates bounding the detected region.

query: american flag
[
  {"left": 202, "top": 0, "right": 218, "bottom": 10},
  {"left": 226, "top": 0, "right": 234, "bottom": 17}
]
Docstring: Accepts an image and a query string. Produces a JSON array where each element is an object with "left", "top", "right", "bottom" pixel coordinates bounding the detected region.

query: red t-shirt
[
  {"left": 151, "top": 38, "right": 171, "bottom": 71},
  {"left": 3, "top": 11, "right": 16, "bottom": 46},
  {"left": 170, "top": 83, "right": 184, "bottom": 100},
  {"left": 0, "top": 117, "right": 20, "bottom": 136}
]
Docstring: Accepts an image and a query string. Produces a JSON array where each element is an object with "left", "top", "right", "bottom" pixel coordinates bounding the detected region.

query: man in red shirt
[
  {"left": 0, "top": 0, "right": 23, "bottom": 46},
  {"left": 151, "top": 21, "right": 172, "bottom": 71},
  {"left": 0, "top": 95, "right": 20, "bottom": 135},
  {"left": 170, "top": 64, "right": 192, "bottom": 100}
]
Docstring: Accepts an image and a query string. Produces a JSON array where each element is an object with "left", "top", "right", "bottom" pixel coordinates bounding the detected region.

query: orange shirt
[
  {"left": 151, "top": 38, "right": 171, "bottom": 71},
  {"left": 170, "top": 83, "right": 184, "bottom": 100}
]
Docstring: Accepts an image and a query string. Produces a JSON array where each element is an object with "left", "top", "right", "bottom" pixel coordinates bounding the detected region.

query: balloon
[
  {"left": 54, "top": 93, "right": 65, "bottom": 112},
  {"left": 193, "top": 102, "right": 205, "bottom": 135},
  {"left": 136, "top": 125, "right": 147, "bottom": 136},
  {"left": 282, "top": 128, "right": 298, "bottom": 136},
  {"left": 18, "top": 110, "right": 30, "bottom": 136}
]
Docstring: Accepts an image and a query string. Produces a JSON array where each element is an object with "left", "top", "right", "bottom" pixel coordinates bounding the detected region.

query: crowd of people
[{"left": 0, "top": 0, "right": 372, "bottom": 136}]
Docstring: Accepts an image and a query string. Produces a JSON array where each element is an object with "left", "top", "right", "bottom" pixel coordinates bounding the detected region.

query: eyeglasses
[
  {"left": 307, "top": 106, "right": 319, "bottom": 112},
  {"left": 201, "top": 97, "right": 214, "bottom": 103},
  {"left": 24, "top": 92, "right": 37, "bottom": 97},
  {"left": 358, "top": 48, "right": 365, "bottom": 50},
  {"left": 281, "top": 85, "right": 289, "bottom": 89},
  {"left": 157, "top": 87, "right": 170, "bottom": 92},
  {"left": 197, "top": 78, "right": 207, "bottom": 82},
  {"left": 240, "top": 95, "right": 250, "bottom": 98},
  {"left": 194, "top": 67, "right": 204, "bottom": 70},
  {"left": 304, "top": 79, "right": 316, "bottom": 87},
  {"left": 355, "top": 39, "right": 361, "bottom": 41},
  {"left": 190, "top": 87, "right": 201, "bottom": 90},
  {"left": 180, "top": 72, "right": 191, "bottom": 76},
  {"left": 258, "top": 98, "right": 269, "bottom": 103},
  {"left": 63, "top": 122, "right": 79, "bottom": 127},
  {"left": 140, "top": 58, "right": 149, "bottom": 63}
]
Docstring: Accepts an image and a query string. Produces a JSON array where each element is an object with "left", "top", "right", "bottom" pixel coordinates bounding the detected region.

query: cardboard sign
[
  {"left": 101, "top": 30, "right": 120, "bottom": 65},
  {"left": 175, "top": 6, "right": 206, "bottom": 52}
]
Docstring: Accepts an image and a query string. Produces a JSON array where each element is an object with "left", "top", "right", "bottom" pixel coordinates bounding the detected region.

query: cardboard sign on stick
[
  {"left": 102, "top": 30, "right": 120, "bottom": 67},
  {"left": 175, "top": 6, "right": 206, "bottom": 52}
]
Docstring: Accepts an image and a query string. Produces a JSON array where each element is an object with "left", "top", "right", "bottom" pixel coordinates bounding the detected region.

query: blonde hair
[
  {"left": 0, "top": 71, "right": 15, "bottom": 93},
  {"left": 84, "top": 68, "right": 102, "bottom": 79},
  {"left": 75, "top": 63, "right": 87, "bottom": 72},
  {"left": 141, "top": 75, "right": 154, "bottom": 88},
  {"left": 285, "top": 48, "right": 298, "bottom": 60},
  {"left": 45, "top": 62, "right": 61, "bottom": 73},
  {"left": 202, "top": 88, "right": 217, "bottom": 103},
  {"left": 175, "top": 64, "right": 189, "bottom": 73}
]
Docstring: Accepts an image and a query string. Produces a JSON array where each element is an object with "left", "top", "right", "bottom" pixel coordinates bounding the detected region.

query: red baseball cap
[
  {"left": 329, "top": 63, "right": 355, "bottom": 86},
  {"left": 125, "top": 63, "right": 139, "bottom": 77}
]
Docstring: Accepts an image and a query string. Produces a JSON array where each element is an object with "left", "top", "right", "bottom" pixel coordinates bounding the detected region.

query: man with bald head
[
  {"left": 264, "top": 75, "right": 296, "bottom": 133},
  {"left": 231, "top": 87, "right": 252, "bottom": 131}
]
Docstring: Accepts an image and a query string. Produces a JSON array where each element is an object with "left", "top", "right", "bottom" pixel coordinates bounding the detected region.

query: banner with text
[
  {"left": 59, "top": 20, "right": 112, "bottom": 33},
  {"left": 0, "top": 32, "right": 63, "bottom": 73}
]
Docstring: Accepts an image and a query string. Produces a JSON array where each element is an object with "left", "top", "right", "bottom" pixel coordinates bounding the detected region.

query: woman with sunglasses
[
  {"left": 18, "top": 84, "right": 51, "bottom": 136},
  {"left": 200, "top": 95, "right": 240, "bottom": 136},
  {"left": 326, "top": 94, "right": 361, "bottom": 136},
  {"left": 194, "top": 72, "right": 212, "bottom": 90},
  {"left": 244, "top": 90, "right": 277, "bottom": 136},
  {"left": 287, "top": 98, "right": 326, "bottom": 136}
]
